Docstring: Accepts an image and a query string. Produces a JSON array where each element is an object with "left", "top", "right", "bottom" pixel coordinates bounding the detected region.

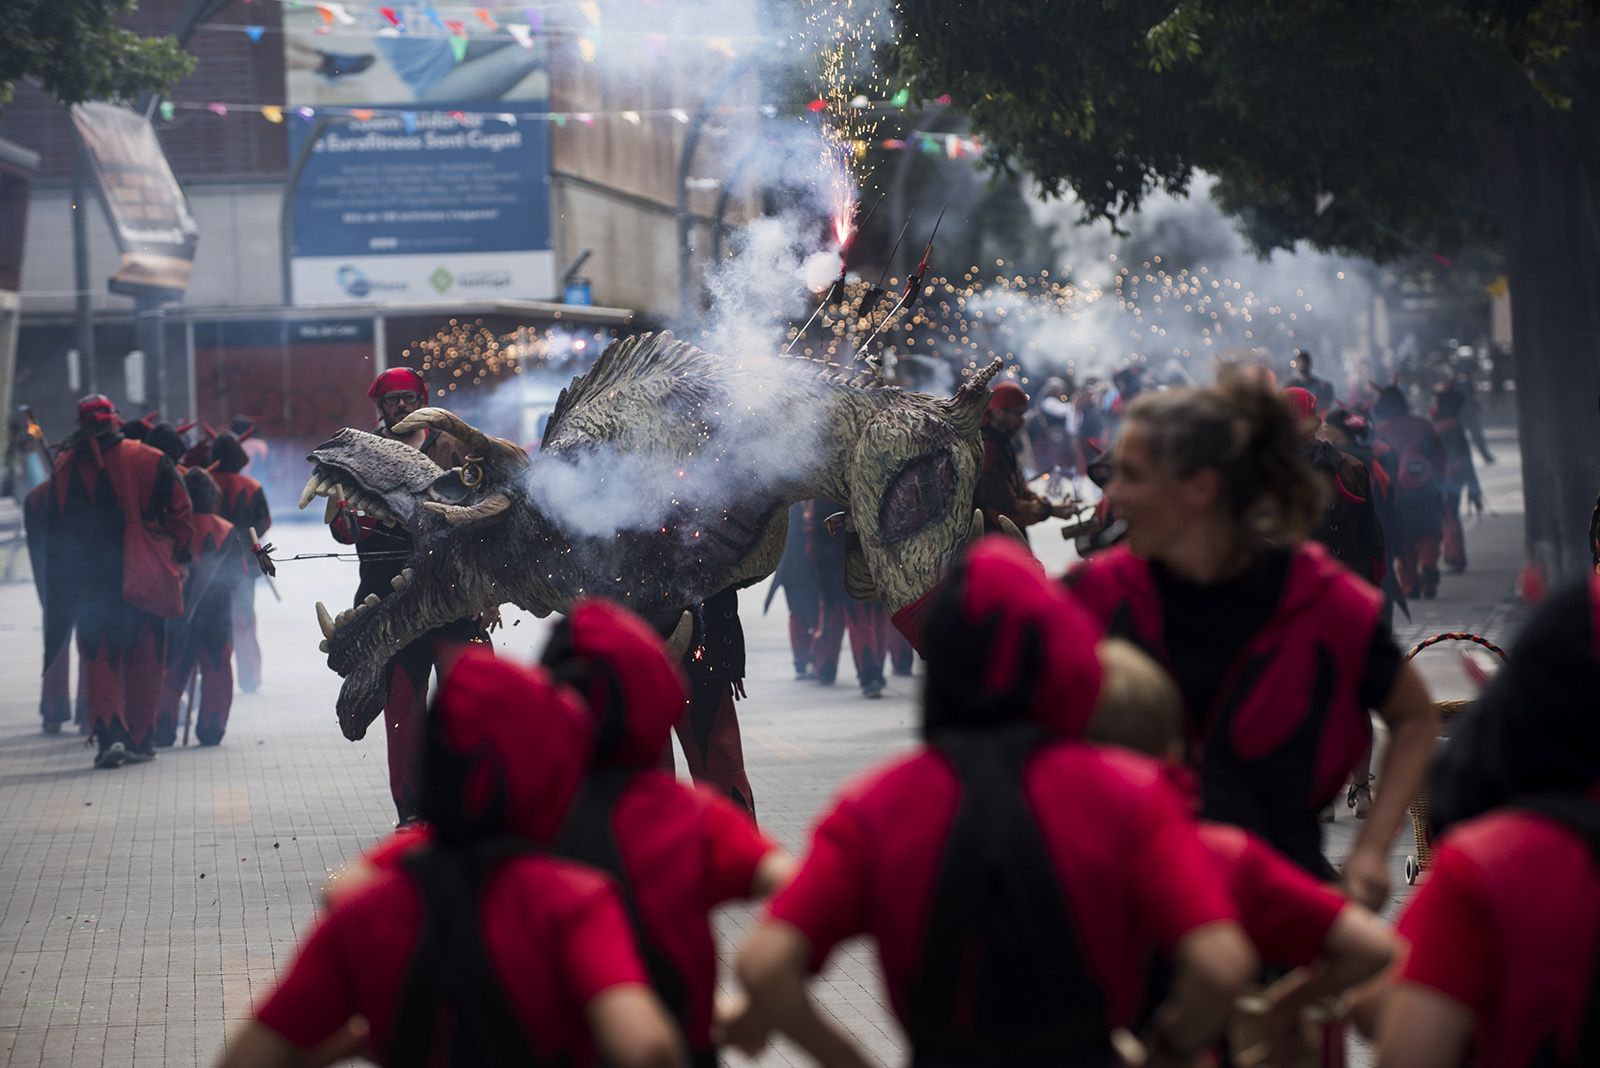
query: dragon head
[
  {"left": 839, "top": 359, "right": 1002, "bottom": 612},
  {"left": 300, "top": 408, "right": 558, "bottom": 739}
]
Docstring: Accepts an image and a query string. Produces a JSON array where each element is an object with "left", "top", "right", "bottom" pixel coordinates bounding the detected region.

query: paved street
[{"left": 0, "top": 427, "right": 1528, "bottom": 1067}]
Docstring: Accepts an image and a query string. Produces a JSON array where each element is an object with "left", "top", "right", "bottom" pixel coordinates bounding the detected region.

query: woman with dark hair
[
  {"left": 736, "top": 538, "right": 1255, "bottom": 1067},
  {"left": 1377, "top": 576, "right": 1600, "bottom": 1068},
  {"left": 221, "top": 648, "right": 684, "bottom": 1068},
  {"left": 1067, "top": 374, "right": 1439, "bottom": 908}
]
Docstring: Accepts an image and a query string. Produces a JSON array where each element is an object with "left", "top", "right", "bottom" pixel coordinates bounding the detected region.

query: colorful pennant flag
[
  {"left": 891, "top": 88, "right": 910, "bottom": 107},
  {"left": 159, "top": 101, "right": 175, "bottom": 121},
  {"left": 261, "top": 105, "right": 284, "bottom": 123},
  {"left": 400, "top": 111, "right": 418, "bottom": 132},
  {"left": 450, "top": 35, "right": 469, "bottom": 61},
  {"left": 207, "top": 102, "right": 229, "bottom": 117},
  {"left": 507, "top": 23, "right": 534, "bottom": 48},
  {"left": 244, "top": 25, "right": 265, "bottom": 42},
  {"left": 476, "top": 8, "right": 498, "bottom": 29},
  {"left": 378, "top": 6, "right": 403, "bottom": 29}
]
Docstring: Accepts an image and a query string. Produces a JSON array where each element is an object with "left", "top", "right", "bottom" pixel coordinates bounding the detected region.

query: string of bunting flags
[{"left": 150, "top": 95, "right": 984, "bottom": 157}]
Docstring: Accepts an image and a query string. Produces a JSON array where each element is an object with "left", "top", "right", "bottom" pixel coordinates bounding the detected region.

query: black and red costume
[
  {"left": 770, "top": 539, "right": 1237, "bottom": 1061},
  {"left": 209, "top": 432, "right": 271, "bottom": 693},
  {"left": 155, "top": 470, "right": 238, "bottom": 747},
  {"left": 41, "top": 398, "right": 194, "bottom": 763},
  {"left": 1430, "top": 382, "right": 1485, "bottom": 574},
  {"left": 331, "top": 369, "right": 479, "bottom": 821},
  {"left": 678, "top": 587, "right": 757, "bottom": 813},
  {"left": 1067, "top": 541, "right": 1400, "bottom": 877},
  {"left": 1373, "top": 387, "right": 1446, "bottom": 599},
  {"left": 805, "top": 498, "right": 888, "bottom": 696},
  {"left": 1398, "top": 575, "right": 1600, "bottom": 1067},
  {"left": 973, "top": 382, "right": 1052, "bottom": 537},
  {"left": 254, "top": 648, "right": 651, "bottom": 1066},
  {"left": 364, "top": 606, "right": 778, "bottom": 1063}
]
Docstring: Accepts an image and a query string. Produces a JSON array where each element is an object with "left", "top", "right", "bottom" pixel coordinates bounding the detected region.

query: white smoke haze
[
  {"left": 1009, "top": 175, "right": 1376, "bottom": 389},
  {"left": 411, "top": 1, "right": 926, "bottom": 547}
]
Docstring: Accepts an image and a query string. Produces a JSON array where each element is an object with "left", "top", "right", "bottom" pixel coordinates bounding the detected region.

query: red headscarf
[
  {"left": 422, "top": 647, "right": 593, "bottom": 844},
  {"left": 986, "top": 381, "right": 1030, "bottom": 414},
  {"left": 923, "top": 536, "right": 1104, "bottom": 737},
  {"left": 1282, "top": 386, "right": 1319, "bottom": 423},
  {"left": 541, "top": 597, "right": 689, "bottom": 769},
  {"left": 367, "top": 367, "right": 428, "bottom": 402}
]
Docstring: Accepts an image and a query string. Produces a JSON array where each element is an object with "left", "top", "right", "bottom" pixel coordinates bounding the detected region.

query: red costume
[
  {"left": 1401, "top": 575, "right": 1600, "bottom": 1067},
  {"left": 156, "top": 472, "right": 238, "bottom": 746},
  {"left": 1398, "top": 807, "right": 1600, "bottom": 1067},
  {"left": 209, "top": 432, "right": 271, "bottom": 693},
  {"left": 366, "top": 599, "right": 776, "bottom": 1065},
  {"left": 677, "top": 587, "right": 757, "bottom": 813},
  {"left": 973, "top": 381, "right": 1052, "bottom": 537},
  {"left": 769, "top": 540, "right": 1237, "bottom": 1060},
  {"left": 1196, "top": 821, "right": 1344, "bottom": 968},
  {"left": 254, "top": 648, "right": 649, "bottom": 1066},
  {"left": 805, "top": 498, "right": 888, "bottom": 696},
  {"left": 44, "top": 397, "right": 193, "bottom": 765},
  {"left": 332, "top": 371, "right": 476, "bottom": 821},
  {"left": 1067, "top": 541, "right": 1396, "bottom": 876},
  {"left": 1373, "top": 387, "right": 1446, "bottom": 598}
]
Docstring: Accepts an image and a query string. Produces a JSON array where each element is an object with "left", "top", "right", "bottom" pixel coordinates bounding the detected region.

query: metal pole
[{"left": 71, "top": 139, "right": 98, "bottom": 394}]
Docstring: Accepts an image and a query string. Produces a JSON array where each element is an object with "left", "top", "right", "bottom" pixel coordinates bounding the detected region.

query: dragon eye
[
  {"left": 426, "top": 468, "right": 474, "bottom": 504},
  {"left": 880, "top": 452, "right": 956, "bottom": 544}
]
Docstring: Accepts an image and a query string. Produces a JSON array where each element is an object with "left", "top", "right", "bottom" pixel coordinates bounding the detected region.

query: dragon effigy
[{"left": 300, "top": 331, "right": 1001, "bottom": 739}]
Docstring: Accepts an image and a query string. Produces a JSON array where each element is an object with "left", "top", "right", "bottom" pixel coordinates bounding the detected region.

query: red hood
[
  {"left": 542, "top": 597, "right": 687, "bottom": 769},
  {"left": 924, "top": 536, "right": 1104, "bottom": 736},
  {"left": 426, "top": 647, "right": 593, "bottom": 843}
]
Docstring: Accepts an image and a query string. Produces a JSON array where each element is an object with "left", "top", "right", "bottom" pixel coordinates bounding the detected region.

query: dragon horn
[
  {"left": 392, "top": 408, "right": 527, "bottom": 464},
  {"left": 940, "top": 358, "right": 1005, "bottom": 434}
]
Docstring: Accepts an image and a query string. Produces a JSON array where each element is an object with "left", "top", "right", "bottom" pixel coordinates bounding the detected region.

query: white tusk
[
  {"left": 324, "top": 495, "right": 340, "bottom": 524},
  {"left": 363, "top": 593, "right": 381, "bottom": 609},
  {"left": 967, "top": 508, "right": 985, "bottom": 546},
  {"left": 391, "top": 573, "right": 408, "bottom": 591},
  {"left": 316, "top": 601, "right": 335, "bottom": 639},
  {"left": 997, "top": 515, "right": 1028, "bottom": 546},
  {"left": 666, "top": 610, "right": 694, "bottom": 660},
  {"left": 298, "top": 474, "right": 319, "bottom": 510},
  {"left": 319, "top": 639, "right": 330, "bottom": 654}
]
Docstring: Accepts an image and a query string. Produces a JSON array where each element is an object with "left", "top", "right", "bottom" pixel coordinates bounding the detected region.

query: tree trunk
[{"left": 1482, "top": 111, "right": 1600, "bottom": 580}]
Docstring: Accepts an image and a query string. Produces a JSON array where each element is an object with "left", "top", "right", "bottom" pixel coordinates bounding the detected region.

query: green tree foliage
[
  {"left": 897, "top": 0, "right": 1600, "bottom": 574},
  {"left": 0, "top": 0, "right": 194, "bottom": 112}
]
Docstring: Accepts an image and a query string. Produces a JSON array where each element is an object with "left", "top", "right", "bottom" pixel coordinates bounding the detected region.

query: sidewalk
[{"left": 0, "top": 429, "right": 1529, "bottom": 1067}]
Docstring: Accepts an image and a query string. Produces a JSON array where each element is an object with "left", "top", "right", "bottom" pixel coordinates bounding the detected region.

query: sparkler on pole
[
  {"left": 851, "top": 203, "right": 946, "bottom": 364},
  {"left": 783, "top": 193, "right": 883, "bottom": 355}
]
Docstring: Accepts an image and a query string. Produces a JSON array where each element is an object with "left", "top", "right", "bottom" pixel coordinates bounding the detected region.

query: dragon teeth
[
  {"left": 390, "top": 573, "right": 408, "bottom": 591},
  {"left": 363, "top": 593, "right": 381, "bottom": 608},
  {"left": 319, "top": 639, "right": 330, "bottom": 654},
  {"left": 298, "top": 474, "right": 319, "bottom": 510},
  {"left": 315, "top": 601, "right": 335, "bottom": 639}
]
